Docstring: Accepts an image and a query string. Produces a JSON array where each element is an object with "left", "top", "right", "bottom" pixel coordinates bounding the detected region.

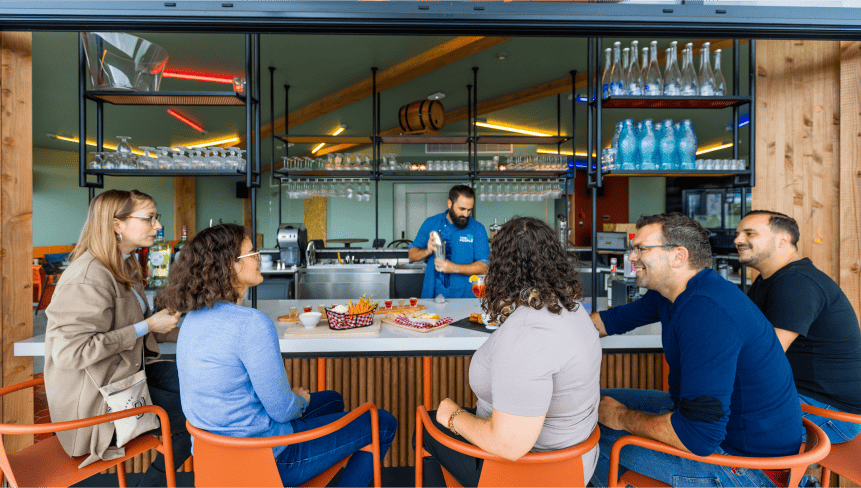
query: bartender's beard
[{"left": 448, "top": 209, "right": 469, "bottom": 229}]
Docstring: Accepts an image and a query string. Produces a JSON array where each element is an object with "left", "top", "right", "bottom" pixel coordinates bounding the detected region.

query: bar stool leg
[
  {"left": 423, "top": 356, "right": 432, "bottom": 410},
  {"left": 317, "top": 357, "right": 326, "bottom": 391}
]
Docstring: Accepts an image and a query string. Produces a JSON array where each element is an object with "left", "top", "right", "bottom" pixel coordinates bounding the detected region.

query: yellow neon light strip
[
  {"left": 536, "top": 149, "right": 593, "bottom": 157},
  {"left": 311, "top": 142, "right": 326, "bottom": 153},
  {"left": 185, "top": 136, "right": 241, "bottom": 149},
  {"left": 51, "top": 135, "right": 145, "bottom": 156},
  {"left": 332, "top": 126, "right": 345, "bottom": 136},
  {"left": 475, "top": 122, "right": 554, "bottom": 137},
  {"left": 696, "top": 142, "right": 734, "bottom": 155}
]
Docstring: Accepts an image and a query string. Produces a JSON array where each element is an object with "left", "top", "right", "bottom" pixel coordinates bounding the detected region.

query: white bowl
[
  {"left": 298, "top": 312, "right": 322, "bottom": 329},
  {"left": 482, "top": 313, "right": 499, "bottom": 330}
]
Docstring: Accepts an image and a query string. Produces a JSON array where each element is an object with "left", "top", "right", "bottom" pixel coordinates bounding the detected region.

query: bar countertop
[{"left": 16, "top": 299, "right": 661, "bottom": 358}]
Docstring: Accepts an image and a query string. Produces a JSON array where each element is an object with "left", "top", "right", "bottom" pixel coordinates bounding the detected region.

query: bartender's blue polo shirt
[{"left": 410, "top": 211, "right": 490, "bottom": 299}]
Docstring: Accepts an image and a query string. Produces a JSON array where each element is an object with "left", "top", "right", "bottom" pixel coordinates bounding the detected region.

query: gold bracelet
[{"left": 448, "top": 408, "right": 466, "bottom": 436}]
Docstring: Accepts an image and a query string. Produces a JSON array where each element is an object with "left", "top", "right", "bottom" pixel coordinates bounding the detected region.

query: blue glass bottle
[
  {"left": 659, "top": 118, "right": 678, "bottom": 170},
  {"left": 634, "top": 121, "right": 643, "bottom": 169},
  {"left": 618, "top": 119, "right": 637, "bottom": 170},
  {"left": 677, "top": 119, "right": 698, "bottom": 170},
  {"left": 609, "top": 121, "right": 623, "bottom": 170},
  {"left": 638, "top": 119, "right": 658, "bottom": 170}
]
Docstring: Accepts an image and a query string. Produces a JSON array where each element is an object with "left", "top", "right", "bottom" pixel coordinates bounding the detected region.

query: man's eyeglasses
[
  {"left": 127, "top": 214, "right": 161, "bottom": 226},
  {"left": 237, "top": 249, "right": 261, "bottom": 261},
  {"left": 627, "top": 244, "right": 679, "bottom": 256}
]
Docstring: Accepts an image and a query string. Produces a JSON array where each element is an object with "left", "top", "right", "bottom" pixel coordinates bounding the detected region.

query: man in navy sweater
[{"left": 589, "top": 213, "right": 803, "bottom": 487}]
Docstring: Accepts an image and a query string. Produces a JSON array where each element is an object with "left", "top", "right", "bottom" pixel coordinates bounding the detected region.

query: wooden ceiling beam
[
  {"left": 241, "top": 36, "right": 511, "bottom": 148},
  {"left": 308, "top": 38, "right": 747, "bottom": 157}
]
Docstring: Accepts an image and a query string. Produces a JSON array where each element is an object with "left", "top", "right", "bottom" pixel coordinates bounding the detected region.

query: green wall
[{"left": 629, "top": 177, "right": 666, "bottom": 222}]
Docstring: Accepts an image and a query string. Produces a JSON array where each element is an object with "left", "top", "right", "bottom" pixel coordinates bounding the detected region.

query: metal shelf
[
  {"left": 274, "top": 135, "right": 373, "bottom": 144},
  {"left": 475, "top": 135, "right": 570, "bottom": 145},
  {"left": 594, "top": 96, "right": 751, "bottom": 109},
  {"left": 601, "top": 169, "right": 751, "bottom": 177},
  {"left": 85, "top": 169, "right": 244, "bottom": 177},
  {"left": 84, "top": 91, "right": 255, "bottom": 106},
  {"left": 378, "top": 171, "right": 473, "bottom": 181},
  {"left": 276, "top": 170, "right": 374, "bottom": 179},
  {"left": 477, "top": 170, "right": 572, "bottom": 178}
]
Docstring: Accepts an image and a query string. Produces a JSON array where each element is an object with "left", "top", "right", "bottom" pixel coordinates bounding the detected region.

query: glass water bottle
[
  {"left": 699, "top": 42, "right": 716, "bottom": 96},
  {"left": 666, "top": 42, "right": 682, "bottom": 96},
  {"left": 677, "top": 119, "right": 698, "bottom": 170},
  {"left": 602, "top": 48, "right": 613, "bottom": 98},
  {"left": 645, "top": 41, "right": 662, "bottom": 96},
  {"left": 611, "top": 42, "right": 625, "bottom": 96},
  {"left": 663, "top": 48, "right": 680, "bottom": 96},
  {"left": 627, "top": 40, "right": 643, "bottom": 95},
  {"left": 621, "top": 47, "right": 630, "bottom": 94},
  {"left": 639, "top": 119, "right": 658, "bottom": 170},
  {"left": 681, "top": 43, "right": 698, "bottom": 96},
  {"left": 659, "top": 119, "right": 678, "bottom": 170},
  {"left": 713, "top": 48, "right": 727, "bottom": 96},
  {"left": 618, "top": 119, "right": 638, "bottom": 170}
]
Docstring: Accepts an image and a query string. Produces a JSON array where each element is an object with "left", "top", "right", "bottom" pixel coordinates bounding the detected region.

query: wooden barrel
[{"left": 398, "top": 100, "right": 445, "bottom": 132}]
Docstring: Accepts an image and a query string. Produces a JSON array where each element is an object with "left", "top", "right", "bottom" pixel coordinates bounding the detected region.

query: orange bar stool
[
  {"left": 0, "top": 378, "right": 176, "bottom": 488},
  {"left": 800, "top": 403, "right": 861, "bottom": 487},
  {"left": 186, "top": 402, "right": 382, "bottom": 488},
  {"left": 415, "top": 405, "right": 600, "bottom": 487},
  {"left": 607, "top": 417, "right": 831, "bottom": 488}
]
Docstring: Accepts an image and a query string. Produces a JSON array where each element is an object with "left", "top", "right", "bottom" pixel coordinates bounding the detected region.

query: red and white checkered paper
[
  {"left": 393, "top": 315, "right": 454, "bottom": 330},
  {"left": 326, "top": 307, "right": 377, "bottom": 330}
]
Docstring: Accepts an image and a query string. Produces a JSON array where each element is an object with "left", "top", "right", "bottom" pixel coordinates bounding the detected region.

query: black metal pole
[
  {"left": 371, "top": 67, "right": 377, "bottom": 176},
  {"left": 571, "top": 70, "right": 577, "bottom": 170},
  {"left": 251, "top": 34, "right": 261, "bottom": 308},
  {"left": 749, "top": 40, "right": 756, "bottom": 188},
  {"left": 467, "top": 84, "right": 473, "bottom": 174},
  {"left": 473, "top": 67, "right": 478, "bottom": 176},
  {"left": 269, "top": 66, "right": 276, "bottom": 189},
  {"left": 587, "top": 37, "right": 597, "bottom": 308},
  {"left": 281, "top": 84, "right": 289, "bottom": 226},
  {"left": 596, "top": 37, "right": 603, "bottom": 189},
  {"left": 732, "top": 39, "right": 739, "bottom": 161},
  {"left": 372, "top": 67, "right": 379, "bottom": 242},
  {"left": 79, "top": 34, "right": 88, "bottom": 199},
  {"left": 245, "top": 34, "right": 252, "bottom": 192}
]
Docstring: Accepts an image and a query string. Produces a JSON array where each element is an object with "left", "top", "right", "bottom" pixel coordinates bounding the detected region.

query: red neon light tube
[
  {"left": 162, "top": 69, "right": 235, "bottom": 84},
  {"left": 167, "top": 109, "right": 206, "bottom": 133}
]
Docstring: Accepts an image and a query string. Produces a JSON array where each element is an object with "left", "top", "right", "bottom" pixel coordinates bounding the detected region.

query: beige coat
[{"left": 44, "top": 251, "right": 175, "bottom": 467}]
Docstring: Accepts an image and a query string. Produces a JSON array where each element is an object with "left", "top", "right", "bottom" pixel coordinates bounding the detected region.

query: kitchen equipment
[
  {"left": 596, "top": 232, "right": 628, "bottom": 252},
  {"left": 277, "top": 223, "right": 307, "bottom": 267},
  {"left": 429, "top": 231, "right": 444, "bottom": 261},
  {"left": 610, "top": 278, "right": 643, "bottom": 308},
  {"left": 556, "top": 214, "right": 571, "bottom": 248},
  {"left": 306, "top": 241, "right": 317, "bottom": 267},
  {"left": 81, "top": 32, "right": 168, "bottom": 91}
]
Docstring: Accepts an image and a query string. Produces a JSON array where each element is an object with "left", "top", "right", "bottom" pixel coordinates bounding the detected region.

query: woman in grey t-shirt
[{"left": 419, "top": 217, "right": 601, "bottom": 487}]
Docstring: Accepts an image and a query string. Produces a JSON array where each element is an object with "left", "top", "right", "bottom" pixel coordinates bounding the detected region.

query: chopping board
[
  {"left": 277, "top": 305, "right": 425, "bottom": 323},
  {"left": 283, "top": 317, "right": 381, "bottom": 338},
  {"left": 380, "top": 315, "right": 452, "bottom": 334}
]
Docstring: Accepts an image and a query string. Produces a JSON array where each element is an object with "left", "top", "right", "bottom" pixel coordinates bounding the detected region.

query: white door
[{"left": 393, "top": 183, "right": 452, "bottom": 243}]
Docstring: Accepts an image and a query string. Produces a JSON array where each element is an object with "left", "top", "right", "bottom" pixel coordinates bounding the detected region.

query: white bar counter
[{"left": 16, "top": 299, "right": 661, "bottom": 358}]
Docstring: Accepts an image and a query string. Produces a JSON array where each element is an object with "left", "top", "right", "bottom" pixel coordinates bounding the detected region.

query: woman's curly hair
[
  {"left": 483, "top": 217, "right": 583, "bottom": 325},
  {"left": 155, "top": 223, "right": 248, "bottom": 312}
]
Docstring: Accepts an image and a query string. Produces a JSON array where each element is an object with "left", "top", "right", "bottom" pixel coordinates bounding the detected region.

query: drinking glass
[
  {"left": 472, "top": 275, "right": 486, "bottom": 310},
  {"left": 363, "top": 181, "right": 371, "bottom": 202},
  {"left": 346, "top": 181, "right": 354, "bottom": 200},
  {"left": 155, "top": 147, "right": 173, "bottom": 169},
  {"left": 88, "top": 151, "right": 105, "bottom": 169},
  {"left": 171, "top": 148, "right": 191, "bottom": 169}
]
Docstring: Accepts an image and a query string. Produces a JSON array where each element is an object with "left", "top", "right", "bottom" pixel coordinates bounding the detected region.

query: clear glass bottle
[
  {"left": 681, "top": 43, "right": 698, "bottom": 96},
  {"left": 147, "top": 228, "right": 170, "bottom": 289},
  {"left": 665, "top": 42, "right": 682, "bottom": 96},
  {"left": 663, "top": 48, "right": 680, "bottom": 96},
  {"left": 627, "top": 40, "right": 643, "bottom": 95},
  {"left": 611, "top": 42, "right": 625, "bottom": 96},
  {"left": 601, "top": 48, "right": 613, "bottom": 98},
  {"left": 618, "top": 119, "right": 637, "bottom": 170},
  {"left": 638, "top": 119, "right": 658, "bottom": 170},
  {"left": 713, "top": 48, "right": 727, "bottom": 96},
  {"left": 699, "top": 42, "right": 716, "bottom": 96},
  {"left": 677, "top": 119, "right": 698, "bottom": 170},
  {"left": 621, "top": 47, "right": 630, "bottom": 94},
  {"left": 659, "top": 118, "right": 678, "bottom": 170},
  {"left": 645, "top": 41, "right": 662, "bottom": 96},
  {"left": 609, "top": 121, "right": 623, "bottom": 170}
]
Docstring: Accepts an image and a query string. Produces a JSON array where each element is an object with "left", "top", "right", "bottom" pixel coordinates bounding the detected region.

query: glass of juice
[
  {"left": 409, "top": 297, "right": 418, "bottom": 307},
  {"left": 303, "top": 306, "right": 312, "bottom": 313},
  {"left": 397, "top": 299, "right": 405, "bottom": 308},
  {"left": 472, "top": 275, "right": 486, "bottom": 310},
  {"left": 318, "top": 304, "right": 327, "bottom": 314},
  {"left": 384, "top": 300, "right": 393, "bottom": 309},
  {"left": 289, "top": 307, "right": 298, "bottom": 317}
]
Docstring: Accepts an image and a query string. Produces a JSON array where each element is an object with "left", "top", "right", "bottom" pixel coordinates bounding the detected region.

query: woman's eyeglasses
[
  {"left": 127, "top": 214, "right": 161, "bottom": 226},
  {"left": 237, "top": 249, "right": 261, "bottom": 261}
]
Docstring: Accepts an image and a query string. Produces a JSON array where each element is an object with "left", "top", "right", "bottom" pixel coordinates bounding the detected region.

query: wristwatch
[{"left": 448, "top": 408, "right": 466, "bottom": 436}]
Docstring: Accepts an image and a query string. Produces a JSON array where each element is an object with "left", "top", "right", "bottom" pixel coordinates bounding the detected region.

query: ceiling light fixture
[
  {"left": 332, "top": 124, "right": 347, "bottom": 136},
  {"left": 696, "top": 142, "right": 734, "bottom": 155},
  {"left": 311, "top": 142, "right": 326, "bottom": 154},
  {"left": 428, "top": 92, "right": 446, "bottom": 100},
  {"left": 185, "top": 135, "right": 241, "bottom": 149},
  {"left": 475, "top": 122, "right": 554, "bottom": 137},
  {"left": 167, "top": 109, "right": 206, "bottom": 133},
  {"left": 162, "top": 68, "right": 235, "bottom": 84},
  {"left": 47, "top": 133, "right": 146, "bottom": 156}
]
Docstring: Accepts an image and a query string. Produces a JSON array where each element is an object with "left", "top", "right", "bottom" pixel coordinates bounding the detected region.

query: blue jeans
[
  {"left": 799, "top": 393, "right": 861, "bottom": 444},
  {"left": 276, "top": 391, "right": 397, "bottom": 487},
  {"left": 590, "top": 389, "right": 777, "bottom": 488}
]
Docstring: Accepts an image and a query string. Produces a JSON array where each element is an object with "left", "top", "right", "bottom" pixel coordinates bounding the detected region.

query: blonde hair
[{"left": 70, "top": 190, "right": 154, "bottom": 288}]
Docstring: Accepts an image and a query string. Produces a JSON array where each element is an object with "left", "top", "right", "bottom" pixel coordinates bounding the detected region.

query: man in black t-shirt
[{"left": 735, "top": 210, "right": 861, "bottom": 443}]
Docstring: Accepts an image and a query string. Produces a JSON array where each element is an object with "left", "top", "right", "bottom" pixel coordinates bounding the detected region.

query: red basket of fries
[{"left": 325, "top": 305, "right": 377, "bottom": 330}]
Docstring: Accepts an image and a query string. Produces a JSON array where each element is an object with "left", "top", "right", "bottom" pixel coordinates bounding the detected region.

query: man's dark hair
[
  {"left": 743, "top": 210, "right": 800, "bottom": 247},
  {"left": 449, "top": 185, "right": 475, "bottom": 203},
  {"left": 636, "top": 212, "right": 713, "bottom": 270}
]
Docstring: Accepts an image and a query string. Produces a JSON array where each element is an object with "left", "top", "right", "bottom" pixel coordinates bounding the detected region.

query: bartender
[{"left": 409, "top": 185, "right": 490, "bottom": 298}]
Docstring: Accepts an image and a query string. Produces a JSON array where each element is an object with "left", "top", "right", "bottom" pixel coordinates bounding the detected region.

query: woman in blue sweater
[{"left": 159, "top": 224, "right": 396, "bottom": 486}]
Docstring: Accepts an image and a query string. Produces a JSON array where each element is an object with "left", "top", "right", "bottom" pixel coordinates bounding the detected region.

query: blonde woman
[{"left": 44, "top": 190, "right": 190, "bottom": 486}]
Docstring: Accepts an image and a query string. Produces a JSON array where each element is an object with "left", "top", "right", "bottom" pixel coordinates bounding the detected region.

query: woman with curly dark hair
[
  {"left": 161, "top": 224, "right": 396, "bottom": 487},
  {"left": 418, "top": 217, "right": 601, "bottom": 487}
]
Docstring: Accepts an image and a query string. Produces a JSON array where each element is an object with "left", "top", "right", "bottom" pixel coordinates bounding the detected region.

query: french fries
[{"left": 347, "top": 295, "right": 378, "bottom": 315}]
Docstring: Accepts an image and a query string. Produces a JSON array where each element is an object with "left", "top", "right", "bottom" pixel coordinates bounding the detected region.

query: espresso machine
[{"left": 276, "top": 223, "right": 307, "bottom": 267}]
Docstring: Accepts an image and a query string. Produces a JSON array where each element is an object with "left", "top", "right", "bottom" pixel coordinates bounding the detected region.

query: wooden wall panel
[
  {"left": 840, "top": 40, "right": 861, "bottom": 323},
  {"left": 173, "top": 177, "right": 195, "bottom": 238},
  {"left": 0, "top": 31, "right": 33, "bottom": 454},
  {"left": 754, "top": 40, "right": 842, "bottom": 280}
]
